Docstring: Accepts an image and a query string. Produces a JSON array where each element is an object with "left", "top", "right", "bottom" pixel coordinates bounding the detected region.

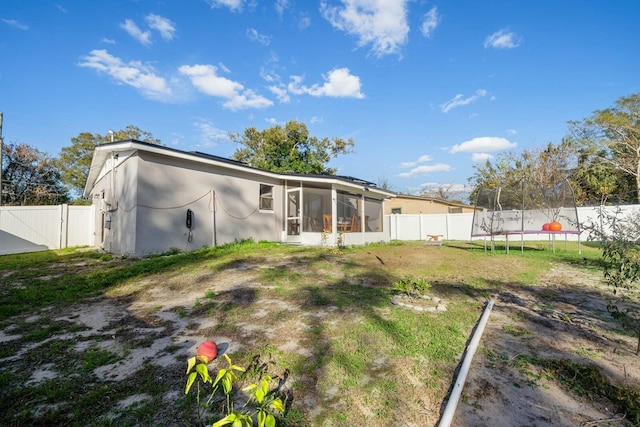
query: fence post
[
  {"left": 59, "top": 204, "right": 69, "bottom": 249},
  {"left": 446, "top": 213, "right": 450, "bottom": 240}
]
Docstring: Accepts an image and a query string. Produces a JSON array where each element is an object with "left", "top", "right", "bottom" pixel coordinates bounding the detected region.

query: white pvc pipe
[{"left": 438, "top": 299, "right": 494, "bottom": 427}]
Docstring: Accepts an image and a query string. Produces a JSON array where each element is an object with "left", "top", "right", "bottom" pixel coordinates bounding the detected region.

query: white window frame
[{"left": 259, "top": 184, "right": 274, "bottom": 211}]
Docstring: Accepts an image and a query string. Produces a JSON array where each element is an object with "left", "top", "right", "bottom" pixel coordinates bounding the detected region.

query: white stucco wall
[{"left": 126, "top": 151, "right": 284, "bottom": 255}]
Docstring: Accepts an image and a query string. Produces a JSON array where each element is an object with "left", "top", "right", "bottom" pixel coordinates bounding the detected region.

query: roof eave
[{"left": 82, "top": 140, "right": 396, "bottom": 199}]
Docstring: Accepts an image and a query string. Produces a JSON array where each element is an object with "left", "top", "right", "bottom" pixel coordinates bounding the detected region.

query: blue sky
[{"left": 1, "top": 1, "right": 639, "bottom": 197}]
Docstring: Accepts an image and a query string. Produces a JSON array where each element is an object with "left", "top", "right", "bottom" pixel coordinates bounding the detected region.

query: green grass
[
  {"left": 82, "top": 346, "right": 122, "bottom": 372},
  {"left": 0, "top": 240, "right": 616, "bottom": 426},
  {"left": 503, "top": 324, "right": 531, "bottom": 337}
]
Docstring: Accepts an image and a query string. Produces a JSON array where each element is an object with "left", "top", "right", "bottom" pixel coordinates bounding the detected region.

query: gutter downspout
[
  {"left": 111, "top": 152, "right": 116, "bottom": 206},
  {"left": 211, "top": 189, "right": 217, "bottom": 246},
  {"left": 438, "top": 299, "right": 494, "bottom": 427}
]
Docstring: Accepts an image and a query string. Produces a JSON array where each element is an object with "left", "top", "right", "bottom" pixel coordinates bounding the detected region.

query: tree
[
  {"left": 56, "top": 125, "right": 160, "bottom": 198},
  {"left": 376, "top": 176, "right": 392, "bottom": 191},
  {"left": 568, "top": 92, "right": 640, "bottom": 202},
  {"left": 569, "top": 146, "right": 636, "bottom": 206},
  {"left": 582, "top": 207, "right": 640, "bottom": 356},
  {"left": 420, "top": 183, "right": 471, "bottom": 204},
  {"left": 469, "top": 139, "right": 578, "bottom": 206},
  {"left": 230, "top": 120, "right": 354, "bottom": 175},
  {"left": 1, "top": 142, "right": 69, "bottom": 205}
]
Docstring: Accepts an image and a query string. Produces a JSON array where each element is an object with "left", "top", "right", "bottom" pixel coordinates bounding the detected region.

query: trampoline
[{"left": 471, "top": 179, "right": 581, "bottom": 253}]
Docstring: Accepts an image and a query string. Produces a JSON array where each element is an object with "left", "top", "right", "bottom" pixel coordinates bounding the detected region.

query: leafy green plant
[
  {"left": 185, "top": 351, "right": 285, "bottom": 427},
  {"left": 320, "top": 230, "right": 328, "bottom": 247},
  {"left": 393, "top": 277, "right": 431, "bottom": 295}
]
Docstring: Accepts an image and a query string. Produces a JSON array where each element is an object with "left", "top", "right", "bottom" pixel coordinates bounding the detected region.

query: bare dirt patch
[{"left": 454, "top": 264, "right": 640, "bottom": 427}]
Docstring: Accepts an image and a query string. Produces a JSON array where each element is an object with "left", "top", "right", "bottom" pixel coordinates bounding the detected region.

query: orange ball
[
  {"left": 549, "top": 221, "right": 562, "bottom": 231},
  {"left": 196, "top": 340, "right": 218, "bottom": 363}
]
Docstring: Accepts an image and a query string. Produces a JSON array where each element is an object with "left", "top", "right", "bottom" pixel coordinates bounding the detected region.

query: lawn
[{"left": 0, "top": 240, "right": 614, "bottom": 426}]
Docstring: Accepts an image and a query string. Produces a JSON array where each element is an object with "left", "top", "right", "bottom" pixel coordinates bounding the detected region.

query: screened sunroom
[{"left": 281, "top": 177, "right": 391, "bottom": 246}]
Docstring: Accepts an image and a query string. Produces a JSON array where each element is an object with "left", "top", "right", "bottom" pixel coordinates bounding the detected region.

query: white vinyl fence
[
  {"left": 386, "top": 205, "right": 640, "bottom": 243},
  {"left": 2, "top": 204, "right": 639, "bottom": 256},
  {"left": 0, "top": 205, "right": 94, "bottom": 255}
]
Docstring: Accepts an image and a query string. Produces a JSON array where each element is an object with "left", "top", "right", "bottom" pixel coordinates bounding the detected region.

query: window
[
  {"left": 259, "top": 184, "right": 274, "bottom": 210},
  {"left": 391, "top": 207, "right": 402, "bottom": 214},
  {"left": 448, "top": 207, "right": 463, "bottom": 214}
]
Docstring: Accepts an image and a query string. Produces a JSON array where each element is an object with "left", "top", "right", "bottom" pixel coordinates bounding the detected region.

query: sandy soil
[{"left": 453, "top": 265, "right": 640, "bottom": 427}]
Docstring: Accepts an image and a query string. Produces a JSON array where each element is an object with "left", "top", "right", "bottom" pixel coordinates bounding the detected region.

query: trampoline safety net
[{"left": 471, "top": 179, "right": 580, "bottom": 238}]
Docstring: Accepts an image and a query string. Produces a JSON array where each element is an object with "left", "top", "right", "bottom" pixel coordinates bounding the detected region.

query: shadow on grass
[{"left": 0, "top": 242, "right": 287, "bottom": 318}]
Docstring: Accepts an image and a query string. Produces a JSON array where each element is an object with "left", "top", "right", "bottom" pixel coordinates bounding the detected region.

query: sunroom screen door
[{"left": 286, "top": 188, "right": 301, "bottom": 238}]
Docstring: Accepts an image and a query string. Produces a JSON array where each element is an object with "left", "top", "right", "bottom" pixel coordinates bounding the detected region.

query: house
[
  {"left": 385, "top": 194, "right": 475, "bottom": 215},
  {"left": 83, "top": 140, "right": 395, "bottom": 256}
]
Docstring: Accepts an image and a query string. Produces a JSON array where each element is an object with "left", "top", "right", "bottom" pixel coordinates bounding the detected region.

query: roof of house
[
  {"left": 83, "top": 139, "right": 396, "bottom": 199},
  {"left": 389, "top": 193, "right": 473, "bottom": 209}
]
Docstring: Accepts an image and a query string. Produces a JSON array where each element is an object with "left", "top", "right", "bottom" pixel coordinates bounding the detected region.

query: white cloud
[
  {"left": 441, "top": 89, "right": 488, "bottom": 113},
  {"left": 421, "top": 6, "right": 440, "bottom": 38},
  {"left": 55, "top": 4, "right": 68, "bottom": 14},
  {"left": 506, "top": 129, "right": 517, "bottom": 135},
  {"left": 484, "top": 29, "right": 521, "bottom": 49},
  {"left": 298, "top": 14, "right": 311, "bottom": 30},
  {"left": 259, "top": 52, "right": 281, "bottom": 81},
  {"left": 450, "top": 137, "right": 516, "bottom": 154},
  {"left": 101, "top": 37, "right": 116, "bottom": 44},
  {"left": 170, "top": 132, "right": 183, "bottom": 146},
  {"left": 310, "top": 116, "right": 323, "bottom": 124},
  {"left": 400, "top": 154, "right": 433, "bottom": 168},
  {"left": 205, "top": 0, "right": 244, "bottom": 11},
  {"left": 122, "top": 15, "right": 176, "bottom": 45},
  {"left": 320, "top": 0, "right": 409, "bottom": 57},
  {"left": 472, "top": 153, "right": 493, "bottom": 162},
  {"left": 275, "top": 0, "right": 289, "bottom": 15},
  {"left": 146, "top": 14, "right": 176, "bottom": 41},
  {"left": 268, "top": 84, "right": 290, "bottom": 103},
  {"left": 179, "top": 64, "right": 273, "bottom": 110},
  {"left": 193, "top": 118, "right": 230, "bottom": 147},
  {"left": 261, "top": 68, "right": 278, "bottom": 83},
  {"left": 288, "top": 68, "right": 364, "bottom": 98},
  {"left": 246, "top": 28, "right": 270, "bottom": 45},
  {"left": 398, "top": 163, "right": 451, "bottom": 178},
  {"left": 121, "top": 19, "right": 151, "bottom": 45},
  {"left": 2, "top": 18, "right": 29, "bottom": 30},
  {"left": 261, "top": 54, "right": 289, "bottom": 101},
  {"left": 79, "top": 49, "right": 172, "bottom": 100}
]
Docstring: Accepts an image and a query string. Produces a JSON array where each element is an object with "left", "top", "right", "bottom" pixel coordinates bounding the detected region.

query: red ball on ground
[
  {"left": 542, "top": 223, "right": 550, "bottom": 231},
  {"left": 196, "top": 340, "right": 218, "bottom": 362},
  {"left": 549, "top": 221, "right": 562, "bottom": 231}
]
